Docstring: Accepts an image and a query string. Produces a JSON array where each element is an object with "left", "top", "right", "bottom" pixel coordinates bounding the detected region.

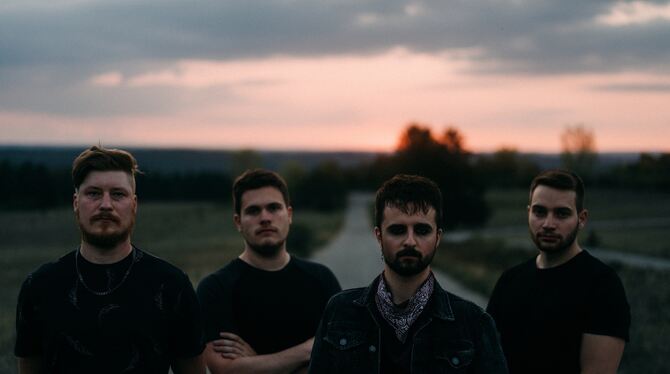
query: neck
[
  {"left": 382, "top": 267, "right": 431, "bottom": 305},
  {"left": 79, "top": 240, "right": 133, "bottom": 265},
  {"left": 239, "top": 247, "right": 290, "bottom": 271},
  {"left": 536, "top": 243, "right": 583, "bottom": 269}
]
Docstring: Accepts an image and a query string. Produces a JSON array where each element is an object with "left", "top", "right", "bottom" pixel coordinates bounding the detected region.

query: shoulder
[
  {"left": 290, "top": 256, "right": 339, "bottom": 284},
  {"left": 197, "top": 258, "right": 246, "bottom": 293},
  {"left": 494, "top": 257, "right": 536, "bottom": 288},
  {"left": 578, "top": 251, "right": 627, "bottom": 292},
  {"left": 320, "top": 287, "right": 367, "bottom": 318},
  {"left": 441, "top": 288, "right": 487, "bottom": 319},
  {"left": 22, "top": 251, "right": 75, "bottom": 287},
  {"left": 135, "top": 248, "right": 190, "bottom": 281},
  {"left": 291, "top": 256, "right": 336, "bottom": 276}
]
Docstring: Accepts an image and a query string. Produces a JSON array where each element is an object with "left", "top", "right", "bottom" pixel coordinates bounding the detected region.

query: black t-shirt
[
  {"left": 15, "top": 247, "right": 204, "bottom": 374},
  {"left": 197, "top": 256, "right": 341, "bottom": 354},
  {"left": 486, "top": 250, "right": 630, "bottom": 374}
]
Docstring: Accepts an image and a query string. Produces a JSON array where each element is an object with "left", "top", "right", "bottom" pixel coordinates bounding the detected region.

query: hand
[{"left": 211, "top": 332, "right": 257, "bottom": 359}]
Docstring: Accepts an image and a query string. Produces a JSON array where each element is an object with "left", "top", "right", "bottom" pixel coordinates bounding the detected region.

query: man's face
[
  {"left": 74, "top": 170, "right": 137, "bottom": 249},
  {"left": 235, "top": 186, "right": 292, "bottom": 257},
  {"left": 528, "top": 185, "right": 586, "bottom": 254},
  {"left": 375, "top": 205, "right": 442, "bottom": 277}
]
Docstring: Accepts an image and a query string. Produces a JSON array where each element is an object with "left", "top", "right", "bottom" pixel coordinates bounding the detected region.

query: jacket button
[
  {"left": 339, "top": 338, "right": 347, "bottom": 346},
  {"left": 451, "top": 357, "right": 460, "bottom": 366},
  {"left": 368, "top": 345, "right": 376, "bottom": 353}
]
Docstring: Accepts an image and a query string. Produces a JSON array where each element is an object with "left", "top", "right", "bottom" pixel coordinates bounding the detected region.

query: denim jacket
[{"left": 309, "top": 275, "right": 508, "bottom": 373}]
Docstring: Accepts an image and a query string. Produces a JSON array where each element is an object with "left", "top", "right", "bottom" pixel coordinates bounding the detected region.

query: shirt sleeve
[
  {"left": 585, "top": 269, "right": 631, "bottom": 341},
  {"left": 170, "top": 272, "right": 205, "bottom": 358},
  {"left": 14, "top": 273, "right": 43, "bottom": 357},
  {"left": 196, "top": 274, "right": 236, "bottom": 343}
]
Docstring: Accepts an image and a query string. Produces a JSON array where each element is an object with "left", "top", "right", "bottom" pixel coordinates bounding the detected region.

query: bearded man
[
  {"left": 197, "top": 169, "right": 341, "bottom": 374},
  {"left": 309, "top": 174, "right": 508, "bottom": 374},
  {"left": 486, "top": 169, "right": 630, "bottom": 374},
  {"left": 14, "top": 146, "right": 205, "bottom": 374}
]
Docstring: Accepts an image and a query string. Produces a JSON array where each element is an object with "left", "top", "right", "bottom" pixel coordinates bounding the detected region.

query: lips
[
  {"left": 537, "top": 233, "right": 561, "bottom": 241},
  {"left": 256, "top": 228, "right": 278, "bottom": 235},
  {"left": 91, "top": 214, "right": 120, "bottom": 224}
]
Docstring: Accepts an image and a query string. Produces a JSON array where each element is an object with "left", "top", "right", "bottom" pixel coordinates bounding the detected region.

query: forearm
[
  {"left": 172, "top": 354, "right": 206, "bottom": 374},
  {"left": 208, "top": 339, "right": 311, "bottom": 374}
]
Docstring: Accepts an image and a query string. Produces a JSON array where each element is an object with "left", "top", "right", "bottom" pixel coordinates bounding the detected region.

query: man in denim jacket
[{"left": 309, "top": 175, "right": 507, "bottom": 373}]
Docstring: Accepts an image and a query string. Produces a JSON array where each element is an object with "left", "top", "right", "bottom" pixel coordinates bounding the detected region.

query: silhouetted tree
[
  {"left": 369, "top": 123, "right": 489, "bottom": 229},
  {"left": 561, "top": 124, "right": 597, "bottom": 180},
  {"left": 475, "top": 147, "right": 540, "bottom": 188}
]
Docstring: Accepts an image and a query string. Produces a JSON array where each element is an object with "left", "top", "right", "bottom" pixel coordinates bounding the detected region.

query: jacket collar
[{"left": 353, "top": 273, "right": 455, "bottom": 321}]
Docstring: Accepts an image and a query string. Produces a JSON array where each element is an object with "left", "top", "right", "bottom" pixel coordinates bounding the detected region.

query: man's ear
[
  {"left": 233, "top": 214, "right": 242, "bottom": 232},
  {"left": 374, "top": 226, "right": 382, "bottom": 246},
  {"left": 578, "top": 209, "right": 589, "bottom": 229},
  {"left": 436, "top": 228, "right": 443, "bottom": 246},
  {"left": 73, "top": 191, "right": 79, "bottom": 212},
  {"left": 287, "top": 205, "right": 293, "bottom": 224}
]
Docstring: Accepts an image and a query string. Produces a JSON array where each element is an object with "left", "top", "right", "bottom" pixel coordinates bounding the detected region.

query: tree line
[{"left": 2, "top": 124, "right": 668, "bottom": 229}]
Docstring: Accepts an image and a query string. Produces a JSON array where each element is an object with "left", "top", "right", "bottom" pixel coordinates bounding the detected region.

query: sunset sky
[{"left": 1, "top": 0, "right": 669, "bottom": 153}]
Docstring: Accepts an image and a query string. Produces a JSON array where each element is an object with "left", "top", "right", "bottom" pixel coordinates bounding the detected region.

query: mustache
[
  {"left": 91, "top": 213, "right": 120, "bottom": 223},
  {"left": 395, "top": 247, "right": 422, "bottom": 259}
]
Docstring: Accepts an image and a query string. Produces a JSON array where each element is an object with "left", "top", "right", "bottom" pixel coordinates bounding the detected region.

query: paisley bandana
[{"left": 375, "top": 273, "right": 434, "bottom": 343}]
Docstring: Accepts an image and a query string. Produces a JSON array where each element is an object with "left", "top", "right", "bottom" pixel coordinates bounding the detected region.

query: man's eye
[
  {"left": 555, "top": 209, "right": 571, "bottom": 218},
  {"left": 267, "top": 203, "right": 282, "bottom": 212},
  {"left": 85, "top": 191, "right": 101, "bottom": 198},
  {"left": 532, "top": 207, "right": 547, "bottom": 217},
  {"left": 414, "top": 224, "right": 433, "bottom": 235},
  {"left": 387, "top": 225, "right": 407, "bottom": 235},
  {"left": 111, "top": 192, "right": 126, "bottom": 199},
  {"left": 245, "top": 207, "right": 260, "bottom": 215}
]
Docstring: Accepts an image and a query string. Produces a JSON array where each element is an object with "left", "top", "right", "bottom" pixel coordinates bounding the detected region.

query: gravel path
[{"left": 311, "top": 193, "right": 487, "bottom": 308}]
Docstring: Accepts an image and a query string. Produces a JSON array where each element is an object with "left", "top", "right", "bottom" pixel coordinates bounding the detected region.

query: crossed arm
[
  {"left": 580, "top": 333, "right": 626, "bottom": 374},
  {"left": 205, "top": 332, "right": 313, "bottom": 374}
]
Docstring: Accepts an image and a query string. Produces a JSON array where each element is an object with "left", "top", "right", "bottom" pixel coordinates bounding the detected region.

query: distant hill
[{"left": 0, "top": 146, "right": 381, "bottom": 173}]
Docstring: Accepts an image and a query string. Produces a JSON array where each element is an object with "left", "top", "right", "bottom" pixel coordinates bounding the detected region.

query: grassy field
[
  {"left": 483, "top": 188, "right": 670, "bottom": 258},
  {"left": 433, "top": 187, "right": 670, "bottom": 373},
  {"left": 0, "top": 202, "right": 344, "bottom": 373}
]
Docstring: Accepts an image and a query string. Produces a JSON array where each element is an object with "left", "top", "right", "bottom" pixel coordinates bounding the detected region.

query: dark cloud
[
  {"left": 2, "top": 0, "right": 669, "bottom": 73},
  {"left": 1, "top": 0, "right": 669, "bottom": 117}
]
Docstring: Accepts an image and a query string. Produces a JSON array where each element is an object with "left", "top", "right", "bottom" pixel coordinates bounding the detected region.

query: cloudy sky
[{"left": 1, "top": 0, "right": 669, "bottom": 152}]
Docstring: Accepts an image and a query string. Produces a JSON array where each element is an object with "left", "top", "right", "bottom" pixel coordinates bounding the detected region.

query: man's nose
[
  {"left": 259, "top": 208, "right": 272, "bottom": 222},
  {"left": 99, "top": 192, "right": 113, "bottom": 210},
  {"left": 541, "top": 214, "right": 557, "bottom": 230},
  {"left": 403, "top": 230, "right": 418, "bottom": 247}
]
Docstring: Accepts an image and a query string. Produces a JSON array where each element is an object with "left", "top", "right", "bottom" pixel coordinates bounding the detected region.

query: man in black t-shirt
[
  {"left": 487, "top": 169, "right": 631, "bottom": 374},
  {"left": 197, "top": 169, "right": 341, "bottom": 374},
  {"left": 15, "top": 146, "right": 205, "bottom": 374}
]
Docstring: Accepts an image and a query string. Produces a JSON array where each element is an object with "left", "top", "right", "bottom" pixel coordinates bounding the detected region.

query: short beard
[
  {"left": 248, "top": 240, "right": 285, "bottom": 257},
  {"left": 77, "top": 213, "right": 134, "bottom": 250},
  {"left": 531, "top": 223, "right": 579, "bottom": 255},
  {"left": 383, "top": 245, "right": 435, "bottom": 277},
  {"left": 81, "top": 229, "right": 131, "bottom": 250}
]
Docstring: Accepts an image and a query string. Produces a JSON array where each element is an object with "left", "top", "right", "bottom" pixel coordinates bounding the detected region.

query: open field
[
  {"left": 483, "top": 188, "right": 670, "bottom": 258},
  {"left": 0, "top": 202, "right": 344, "bottom": 373}
]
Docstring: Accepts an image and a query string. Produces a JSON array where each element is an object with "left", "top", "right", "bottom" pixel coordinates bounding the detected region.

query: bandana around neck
[{"left": 375, "top": 272, "right": 434, "bottom": 343}]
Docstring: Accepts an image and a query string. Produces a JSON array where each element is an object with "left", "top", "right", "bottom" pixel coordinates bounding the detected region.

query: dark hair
[
  {"left": 375, "top": 174, "right": 443, "bottom": 228},
  {"left": 233, "top": 169, "right": 290, "bottom": 214},
  {"left": 72, "top": 145, "right": 140, "bottom": 191},
  {"left": 529, "top": 169, "right": 585, "bottom": 211}
]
